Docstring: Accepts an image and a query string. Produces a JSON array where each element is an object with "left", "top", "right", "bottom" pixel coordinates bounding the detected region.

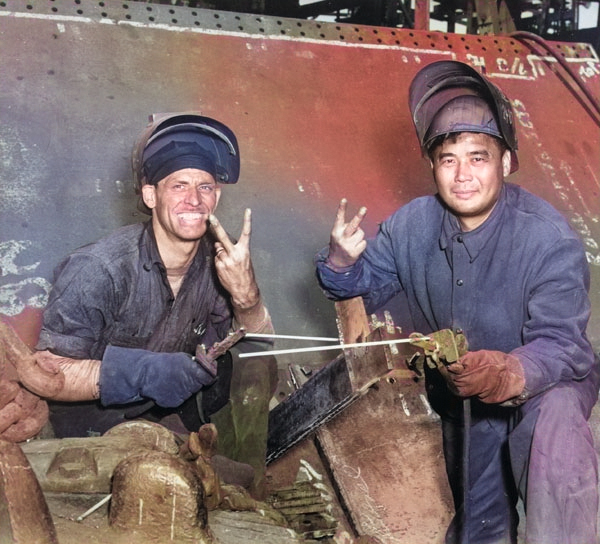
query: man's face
[
  {"left": 430, "top": 132, "right": 511, "bottom": 231},
  {"left": 141, "top": 168, "right": 221, "bottom": 243}
]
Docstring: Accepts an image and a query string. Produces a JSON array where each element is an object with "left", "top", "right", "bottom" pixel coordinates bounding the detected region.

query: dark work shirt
[
  {"left": 37, "top": 221, "right": 232, "bottom": 360},
  {"left": 316, "top": 183, "right": 596, "bottom": 399}
]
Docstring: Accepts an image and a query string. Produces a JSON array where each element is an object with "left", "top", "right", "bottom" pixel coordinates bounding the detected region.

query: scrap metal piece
[
  {"left": 267, "top": 353, "right": 354, "bottom": 464},
  {"left": 0, "top": 438, "right": 59, "bottom": 544},
  {"left": 20, "top": 420, "right": 179, "bottom": 494},
  {"left": 315, "top": 369, "right": 453, "bottom": 542},
  {"left": 267, "top": 479, "right": 337, "bottom": 540},
  {"left": 311, "top": 298, "right": 454, "bottom": 542},
  {"left": 109, "top": 450, "right": 209, "bottom": 541}
]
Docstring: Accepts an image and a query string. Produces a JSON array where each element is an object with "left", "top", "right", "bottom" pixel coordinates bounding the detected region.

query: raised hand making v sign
[
  {"left": 327, "top": 198, "right": 368, "bottom": 270},
  {"left": 209, "top": 209, "right": 271, "bottom": 332}
]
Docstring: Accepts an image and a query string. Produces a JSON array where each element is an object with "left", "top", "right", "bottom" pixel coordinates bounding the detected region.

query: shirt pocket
[{"left": 106, "top": 321, "right": 153, "bottom": 350}]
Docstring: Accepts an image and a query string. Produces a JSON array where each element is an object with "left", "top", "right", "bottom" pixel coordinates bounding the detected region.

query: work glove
[
  {"left": 0, "top": 318, "right": 64, "bottom": 442},
  {"left": 446, "top": 350, "right": 525, "bottom": 404},
  {"left": 99, "top": 346, "right": 215, "bottom": 408}
]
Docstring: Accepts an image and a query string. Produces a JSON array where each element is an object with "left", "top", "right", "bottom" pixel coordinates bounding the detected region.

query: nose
[
  {"left": 184, "top": 186, "right": 203, "bottom": 206},
  {"left": 455, "top": 159, "right": 473, "bottom": 182}
]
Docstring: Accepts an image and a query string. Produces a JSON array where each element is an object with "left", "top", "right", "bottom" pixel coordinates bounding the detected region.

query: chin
[{"left": 177, "top": 226, "right": 208, "bottom": 241}]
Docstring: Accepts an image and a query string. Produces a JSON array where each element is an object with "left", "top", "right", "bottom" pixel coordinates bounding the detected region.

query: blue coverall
[{"left": 316, "top": 182, "right": 600, "bottom": 544}]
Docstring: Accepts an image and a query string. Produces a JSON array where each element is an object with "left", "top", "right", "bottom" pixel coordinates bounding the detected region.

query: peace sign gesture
[
  {"left": 209, "top": 209, "right": 260, "bottom": 310},
  {"left": 328, "top": 198, "right": 367, "bottom": 269}
]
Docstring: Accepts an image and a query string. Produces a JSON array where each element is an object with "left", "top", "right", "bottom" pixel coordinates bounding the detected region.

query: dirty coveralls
[
  {"left": 37, "top": 220, "right": 277, "bottom": 492},
  {"left": 316, "top": 182, "right": 600, "bottom": 544}
]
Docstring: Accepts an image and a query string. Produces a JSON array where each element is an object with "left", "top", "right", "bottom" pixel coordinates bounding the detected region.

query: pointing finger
[
  {"left": 333, "top": 198, "right": 348, "bottom": 229},
  {"left": 237, "top": 208, "right": 252, "bottom": 245},
  {"left": 208, "top": 214, "right": 235, "bottom": 253}
]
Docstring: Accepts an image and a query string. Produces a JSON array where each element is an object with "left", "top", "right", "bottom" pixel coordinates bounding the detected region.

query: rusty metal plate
[
  {"left": 0, "top": 1, "right": 598, "bottom": 359},
  {"left": 316, "top": 371, "right": 454, "bottom": 543}
]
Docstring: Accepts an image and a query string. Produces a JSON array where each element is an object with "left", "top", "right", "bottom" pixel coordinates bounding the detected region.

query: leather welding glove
[
  {"left": 99, "top": 345, "right": 216, "bottom": 408},
  {"left": 446, "top": 350, "right": 525, "bottom": 404}
]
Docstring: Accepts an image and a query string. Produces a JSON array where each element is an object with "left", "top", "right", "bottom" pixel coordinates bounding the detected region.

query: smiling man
[
  {"left": 29, "top": 114, "right": 276, "bottom": 496},
  {"left": 316, "top": 61, "right": 599, "bottom": 544}
]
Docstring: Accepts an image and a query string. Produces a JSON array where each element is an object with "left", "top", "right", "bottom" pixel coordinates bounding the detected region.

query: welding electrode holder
[
  {"left": 195, "top": 327, "right": 247, "bottom": 377},
  {"left": 406, "top": 329, "right": 469, "bottom": 394}
]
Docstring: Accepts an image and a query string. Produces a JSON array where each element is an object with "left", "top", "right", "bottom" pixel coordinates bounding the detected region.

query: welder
[
  {"left": 315, "top": 60, "right": 600, "bottom": 544},
  {"left": 18, "top": 113, "right": 276, "bottom": 498}
]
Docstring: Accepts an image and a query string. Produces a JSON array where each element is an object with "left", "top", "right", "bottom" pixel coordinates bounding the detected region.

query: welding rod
[
  {"left": 244, "top": 333, "right": 340, "bottom": 342},
  {"left": 237, "top": 337, "right": 430, "bottom": 358},
  {"left": 76, "top": 493, "right": 112, "bottom": 522}
]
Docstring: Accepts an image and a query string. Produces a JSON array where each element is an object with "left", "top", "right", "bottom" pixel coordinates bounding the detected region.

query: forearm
[
  {"left": 232, "top": 297, "right": 274, "bottom": 335},
  {"left": 35, "top": 350, "right": 100, "bottom": 401}
]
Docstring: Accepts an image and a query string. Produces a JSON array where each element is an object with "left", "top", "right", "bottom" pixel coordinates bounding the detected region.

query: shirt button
[
  {"left": 457, "top": 235, "right": 464, "bottom": 243},
  {"left": 456, "top": 279, "right": 464, "bottom": 286},
  {"left": 455, "top": 328, "right": 463, "bottom": 334}
]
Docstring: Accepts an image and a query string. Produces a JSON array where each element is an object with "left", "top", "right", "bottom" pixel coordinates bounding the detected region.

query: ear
[
  {"left": 141, "top": 184, "right": 157, "bottom": 210},
  {"left": 502, "top": 149, "right": 512, "bottom": 177}
]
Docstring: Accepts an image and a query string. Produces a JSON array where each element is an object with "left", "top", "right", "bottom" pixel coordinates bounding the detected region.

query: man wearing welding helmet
[
  {"left": 316, "top": 61, "right": 599, "bottom": 544},
  {"left": 33, "top": 113, "right": 277, "bottom": 494}
]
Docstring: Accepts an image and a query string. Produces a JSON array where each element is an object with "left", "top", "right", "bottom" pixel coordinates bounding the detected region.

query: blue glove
[{"left": 99, "top": 345, "right": 215, "bottom": 408}]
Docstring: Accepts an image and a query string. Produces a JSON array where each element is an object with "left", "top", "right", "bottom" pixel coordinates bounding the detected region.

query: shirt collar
[{"left": 439, "top": 183, "right": 507, "bottom": 262}]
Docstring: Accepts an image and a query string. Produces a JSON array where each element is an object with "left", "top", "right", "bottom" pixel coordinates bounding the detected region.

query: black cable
[{"left": 509, "top": 30, "right": 600, "bottom": 127}]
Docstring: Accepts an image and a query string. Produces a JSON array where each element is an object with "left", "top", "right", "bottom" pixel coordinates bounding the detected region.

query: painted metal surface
[
  {"left": 0, "top": 0, "right": 599, "bottom": 365},
  {"left": 1, "top": 2, "right": 599, "bottom": 541}
]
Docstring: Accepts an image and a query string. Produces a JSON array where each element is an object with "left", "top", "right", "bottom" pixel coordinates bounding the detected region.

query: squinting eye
[{"left": 199, "top": 185, "right": 216, "bottom": 193}]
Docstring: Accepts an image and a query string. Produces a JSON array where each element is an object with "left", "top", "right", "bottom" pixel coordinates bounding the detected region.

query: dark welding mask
[
  {"left": 409, "top": 60, "right": 519, "bottom": 173},
  {"left": 132, "top": 113, "right": 240, "bottom": 214}
]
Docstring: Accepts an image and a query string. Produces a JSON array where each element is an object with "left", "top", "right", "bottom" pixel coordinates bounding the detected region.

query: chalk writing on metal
[
  {"left": 512, "top": 99, "right": 600, "bottom": 266},
  {"left": 0, "top": 240, "right": 51, "bottom": 316}
]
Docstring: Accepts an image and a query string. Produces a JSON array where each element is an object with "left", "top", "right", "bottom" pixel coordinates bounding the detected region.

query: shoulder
[
  {"left": 384, "top": 194, "right": 444, "bottom": 232},
  {"left": 76, "top": 223, "right": 145, "bottom": 256},
  {"left": 504, "top": 183, "right": 578, "bottom": 242},
  {"left": 55, "top": 223, "right": 146, "bottom": 279}
]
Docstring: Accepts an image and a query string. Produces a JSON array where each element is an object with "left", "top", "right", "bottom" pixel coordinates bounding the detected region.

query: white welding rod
[
  {"left": 244, "top": 333, "right": 339, "bottom": 342},
  {"left": 76, "top": 493, "right": 112, "bottom": 522},
  {"left": 237, "top": 337, "right": 430, "bottom": 358}
]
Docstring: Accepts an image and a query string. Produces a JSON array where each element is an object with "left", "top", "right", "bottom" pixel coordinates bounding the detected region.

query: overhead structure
[{"left": 142, "top": 0, "right": 600, "bottom": 48}]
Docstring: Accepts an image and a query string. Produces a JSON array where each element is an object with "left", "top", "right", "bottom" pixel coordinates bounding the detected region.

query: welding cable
[
  {"left": 510, "top": 30, "right": 600, "bottom": 127},
  {"left": 462, "top": 397, "right": 472, "bottom": 544}
]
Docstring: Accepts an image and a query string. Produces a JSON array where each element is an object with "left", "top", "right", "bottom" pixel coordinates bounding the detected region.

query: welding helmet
[
  {"left": 409, "top": 60, "right": 519, "bottom": 173},
  {"left": 132, "top": 113, "right": 240, "bottom": 214}
]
